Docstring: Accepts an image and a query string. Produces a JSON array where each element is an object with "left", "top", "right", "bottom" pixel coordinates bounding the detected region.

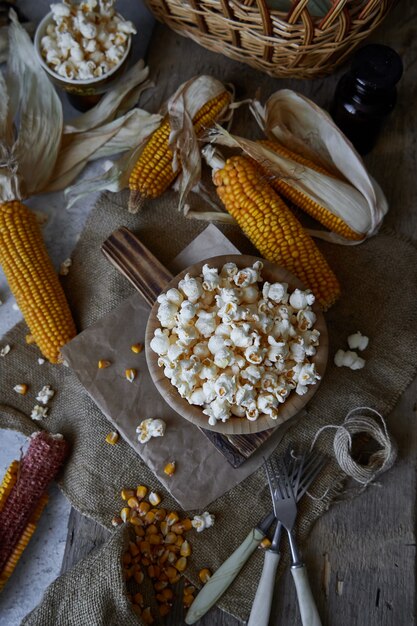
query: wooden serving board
[{"left": 101, "top": 227, "right": 275, "bottom": 467}]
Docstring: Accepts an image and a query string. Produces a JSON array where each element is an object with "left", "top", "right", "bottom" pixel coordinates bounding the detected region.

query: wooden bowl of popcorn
[
  {"left": 34, "top": 1, "right": 135, "bottom": 97},
  {"left": 145, "top": 255, "right": 328, "bottom": 435}
]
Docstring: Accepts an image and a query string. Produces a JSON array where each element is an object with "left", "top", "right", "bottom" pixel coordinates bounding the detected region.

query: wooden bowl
[{"left": 145, "top": 255, "right": 328, "bottom": 435}]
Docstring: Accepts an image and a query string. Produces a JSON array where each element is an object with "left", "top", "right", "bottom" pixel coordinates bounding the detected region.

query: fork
[
  {"left": 248, "top": 453, "right": 324, "bottom": 626},
  {"left": 265, "top": 455, "right": 322, "bottom": 626},
  {"left": 248, "top": 452, "right": 325, "bottom": 626}
]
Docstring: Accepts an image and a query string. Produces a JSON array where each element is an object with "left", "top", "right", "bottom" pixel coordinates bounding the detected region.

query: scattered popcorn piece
[
  {"left": 164, "top": 461, "right": 176, "bottom": 476},
  {"left": 13, "top": 384, "right": 28, "bottom": 395},
  {"left": 98, "top": 359, "right": 111, "bottom": 369},
  {"left": 125, "top": 368, "right": 137, "bottom": 382},
  {"left": 131, "top": 343, "right": 143, "bottom": 354},
  {"left": 0, "top": 345, "right": 11, "bottom": 357},
  {"left": 334, "top": 349, "right": 365, "bottom": 370},
  {"left": 105, "top": 431, "right": 119, "bottom": 445},
  {"left": 260, "top": 537, "right": 272, "bottom": 549},
  {"left": 31, "top": 405, "right": 49, "bottom": 421},
  {"left": 347, "top": 331, "right": 369, "bottom": 352},
  {"left": 191, "top": 511, "right": 215, "bottom": 532},
  {"left": 59, "top": 258, "right": 72, "bottom": 276},
  {"left": 136, "top": 418, "right": 166, "bottom": 444},
  {"left": 38, "top": 358, "right": 45, "bottom": 365},
  {"left": 36, "top": 385, "right": 55, "bottom": 405}
]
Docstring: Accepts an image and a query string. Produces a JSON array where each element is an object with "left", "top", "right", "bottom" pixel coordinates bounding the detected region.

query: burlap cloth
[{"left": 1, "top": 188, "right": 417, "bottom": 624}]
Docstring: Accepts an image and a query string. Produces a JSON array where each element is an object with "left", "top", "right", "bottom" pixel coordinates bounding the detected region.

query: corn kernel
[
  {"left": 164, "top": 532, "right": 177, "bottom": 545},
  {"left": 199, "top": 568, "right": 211, "bottom": 584},
  {"left": 168, "top": 572, "right": 180, "bottom": 584},
  {"left": 148, "top": 564, "right": 161, "bottom": 579},
  {"left": 154, "top": 580, "right": 168, "bottom": 591},
  {"left": 131, "top": 516, "right": 144, "bottom": 528},
  {"left": 167, "top": 551, "right": 177, "bottom": 564},
  {"left": 111, "top": 516, "right": 122, "bottom": 527},
  {"left": 175, "top": 556, "right": 187, "bottom": 572},
  {"left": 129, "top": 541, "right": 139, "bottom": 557},
  {"left": 105, "top": 431, "right": 119, "bottom": 445},
  {"left": 127, "top": 496, "right": 140, "bottom": 509},
  {"left": 139, "top": 540, "right": 151, "bottom": 556},
  {"left": 138, "top": 501, "right": 151, "bottom": 516},
  {"left": 180, "top": 518, "right": 192, "bottom": 531},
  {"left": 152, "top": 508, "right": 166, "bottom": 522},
  {"left": 149, "top": 534, "right": 162, "bottom": 545},
  {"left": 144, "top": 510, "right": 156, "bottom": 525},
  {"left": 98, "top": 359, "right": 111, "bottom": 369},
  {"left": 133, "top": 592, "right": 144, "bottom": 606},
  {"left": 146, "top": 524, "right": 158, "bottom": 535},
  {"left": 175, "top": 536, "right": 184, "bottom": 547},
  {"left": 149, "top": 491, "right": 161, "bottom": 506},
  {"left": 260, "top": 537, "right": 272, "bottom": 549},
  {"left": 160, "top": 521, "right": 169, "bottom": 536},
  {"left": 134, "top": 569, "right": 144, "bottom": 585},
  {"left": 184, "top": 585, "right": 196, "bottom": 596},
  {"left": 158, "top": 604, "right": 171, "bottom": 617},
  {"left": 120, "top": 507, "right": 131, "bottom": 523},
  {"left": 13, "top": 384, "right": 28, "bottom": 395},
  {"left": 158, "top": 550, "right": 170, "bottom": 566},
  {"left": 164, "top": 461, "right": 176, "bottom": 476},
  {"left": 141, "top": 607, "right": 154, "bottom": 625},
  {"left": 166, "top": 512, "right": 179, "bottom": 526},
  {"left": 121, "top": 489, "right": 135, "bottom": 500},
  {"left": 131, "top": 343, "right": 143, "bottom": 354},
  {"left": 125, "top": 368, "right": 137, "bottom": 382},
  {"left": 136, "top": 485, "right": 148, "bottom": 500},
  {"left": 122, "top": 552, "right": 132, "bottom": 566},
  {"left": 26, "top": 334, "right": 35, "bottom": 345},
  {"left": 180, "top": 540, "right": 191, "bottom": 557},
  {"left": 141, "top": 556, "right": 151, "bottom": 567},
  {"left": 183, "top": 593, "right": 194, "bottom": 608},
  {"left": 171, "top": 522, "right": 185, "bottom": 534}
]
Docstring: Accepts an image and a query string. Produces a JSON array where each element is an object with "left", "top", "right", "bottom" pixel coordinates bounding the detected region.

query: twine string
[{"left": 308, "top": 406, "right": 397, "bottom": 502}]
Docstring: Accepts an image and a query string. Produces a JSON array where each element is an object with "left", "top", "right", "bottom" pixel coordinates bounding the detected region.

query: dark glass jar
[{"left": 331, "top": 44, "right": 403, "bottom": 155}]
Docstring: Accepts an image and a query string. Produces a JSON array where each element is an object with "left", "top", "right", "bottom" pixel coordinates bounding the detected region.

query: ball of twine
[{"left": 331, "top": 407, "right": 397, "bottom": 486}]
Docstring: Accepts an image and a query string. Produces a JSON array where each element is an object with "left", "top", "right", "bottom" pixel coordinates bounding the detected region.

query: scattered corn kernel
[
  {"left": 171, "top": 522, "right": 186, "bottom": 534},
  {"left": 199, "top": 568, "right": 212, "bottom": 584},
  {"left": 122, "top": 552, "right": 132, "bottom": 566},
  {"left": 184, "top": 585, "right": 196, "bottom": 596},
  {"left": 26, "top": 334, "right": 35, "bottom": 345},
  {"left": 138, "top": 501, "right": 151, "bottom": 516},
  {"left": 129, "top": 541, "right": 139, "bottom": 557},
  {"left": 175, "top": 556, "right": 187, "bottom": 572},
  {"left": 148, "top": 564, "right": 161, "bottom": 578},
  {"left": 164, "top": 461, "right": 176, "bottom": 476},
  {"left": 146, "top": 524, "right": 158, "bottom": 535},
  {"left": 166, "top": 512, "right": 179, "bottom": 526},
  {"left": 141, "top": 607, "right": 154, "bottom": 624},
  {"left": 149, "top": 534, "right": 162, "bottom": 545},
  {"left": 153, "top": 508, "right": 166, "bottom": 522},
  {"left": 158, "top": 604, "right": 170, "bottom": 617},
  {"left": 125, "top": 368, "right": 137, "bottom": 382},
  {"left": 127, "top": 496, "right": 140, "bottom": 509},
  {"left": 133, "top": 591, "right": 144, "bottom": 606},
  {"left": 149, "top": 491, "right": 161, "bottom": 506},
  {"left": 131, "top": 343, "right": 143, "bottom": 354},
  {"left": 105, "top": 431, "right": 119, "bottom": 445},
  {"left": 154, "top": 580, "right": 168, "bottom": 591},
  {"left": 136, "top": 485, "right": 148, "bottom": 500},
  {"left": 183, "top": 593, "right": 194, "bottom": 608},
  {"left": 260, "top": 537, "right": 272, "bottom": 549},
  {"left": 13, "top": 383, "right": 28, "bottom": 395},
  {"left": 111, "top": 516, "right": 123, "bottom": 527},
  {"left": 120, "top": 507, "right": 131, "bottom": 523},
  {"left": 164, "top": 532, "right": 177, "bottom": 545},
  {"left": 160, "top": 521, "right": 169, "bottom": 536},
  {"left": 134, "top": 569, "right": 144, "bottom": 585},
  {"left": 98, "top": 359, "right": 111, "bottom": 369},
  {"left": 144, "top": 510, "right": 156, "bottom": 525},
  {"left": 121, "top": 489, "right": 135, "bottom": 500},
  {"left": 180, "top": 540, "right": 191, "bottom": 557}
]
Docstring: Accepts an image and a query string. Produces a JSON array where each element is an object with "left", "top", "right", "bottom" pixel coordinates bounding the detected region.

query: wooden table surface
[{"left": 61, "top": 3, "right": 417, "bottom": 625}]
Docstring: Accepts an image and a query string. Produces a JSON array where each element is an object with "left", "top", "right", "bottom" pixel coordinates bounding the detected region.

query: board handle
[{"left": 101, "top": 227, "right": 173, "bottom": 307}]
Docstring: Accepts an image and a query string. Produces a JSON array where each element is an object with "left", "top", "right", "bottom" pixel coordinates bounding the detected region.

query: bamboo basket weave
[{"left": 144, "top": 0, "right": 397, "bottom": 78}]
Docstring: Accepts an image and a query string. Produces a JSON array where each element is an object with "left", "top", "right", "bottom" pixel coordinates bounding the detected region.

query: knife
[{"left": 185, "top": 511, "right": 275, "bottom": 624}]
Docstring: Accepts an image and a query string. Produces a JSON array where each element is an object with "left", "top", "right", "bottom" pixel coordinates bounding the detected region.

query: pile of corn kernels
[
  {"left": 40, "top": 0, "right": 136, "bottom": 81},
  {"left": 114, "top": 485, "right": 211, "bottom": 623}
]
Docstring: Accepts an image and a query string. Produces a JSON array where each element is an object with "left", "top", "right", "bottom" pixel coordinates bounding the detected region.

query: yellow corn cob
[
  {"left": 213, "top": 156, "right": 340, "bottom": 310},
  {"left": 0, "top": 461, "right": 19, "bottom": 514},
  {"left": 259, "top": 140, "right": 364, "bottom": 241},
  {"left": 128, "top": 91, "right": 230, "bottom": 211},
  {"left": 0, "top": 493, "right": 49, "bottom": 591},
  {"left": 0, "top": 201, "right": 77, "bottom": 363}
]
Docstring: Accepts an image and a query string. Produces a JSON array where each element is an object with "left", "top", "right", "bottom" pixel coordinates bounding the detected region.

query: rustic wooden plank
[
  {"left": 62, "top": 2, "right": 417, "bottom": 625},
  {"left": 60, "top": 508, "right": 110, "bottom": 575}
]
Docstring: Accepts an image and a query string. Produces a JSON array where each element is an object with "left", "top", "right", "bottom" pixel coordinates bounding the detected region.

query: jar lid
[{"left": 351, "top": 44, "right": 403, "bottom": 90}]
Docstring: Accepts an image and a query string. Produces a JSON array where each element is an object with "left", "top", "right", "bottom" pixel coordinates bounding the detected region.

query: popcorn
[
  {"left": 191, "top": 512, "right": 215, "bottom": 532},
  {"left": 36, "top": 385, "right": 55, "bottom": 405},
  {"left": 41, "top": 1, "right": 136, "bottom": 81},
  {"left": 31, "top": 405, "right": 48, "bottom": 421},
  {"left": 150, "top": 262, "right": 321, "bottom": 425},
  {"left": 334, "top": 349, "right": 365, "bottom": 370},
  {"left": 136, "top": 418, "right": 166, "bottom": 444},
  {"left": 347, "top": 331, "right": 369, "bottom": 352}
]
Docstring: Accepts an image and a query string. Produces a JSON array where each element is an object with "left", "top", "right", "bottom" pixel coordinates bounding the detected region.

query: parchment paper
[{"left": 62, "top": 225, "right": 299, "bottom": 509}]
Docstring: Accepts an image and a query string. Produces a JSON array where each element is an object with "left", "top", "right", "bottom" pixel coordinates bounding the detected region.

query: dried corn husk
[
  {"left": 248, "top": 90, "right": 388, "bottom": 243},
  {"left": 0, "top": 14, "right": 154, "bottom": 202},
  {"left": 65, "top": 75, "right": 232, "bottom": 210}
]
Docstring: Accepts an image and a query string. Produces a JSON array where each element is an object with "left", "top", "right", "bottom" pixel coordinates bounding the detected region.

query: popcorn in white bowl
[{"left": 149, "top": 260, "right": 323, "bottom": 427}]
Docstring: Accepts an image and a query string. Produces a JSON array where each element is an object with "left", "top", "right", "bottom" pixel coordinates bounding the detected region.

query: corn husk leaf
[
  {"left": 1, "top": 11, "right": 63, "bottom": 200},
  {"left": 167, "top": 75, "right": 232, "bottom": 212},
  {"left": 63, "top": 59, "right": 151, "bottom": 134},
  {"left": 64, "top": 113, "right": 162, "bottom": 206},
  {"left": 249, "top": 90, "right": 388, "bottom": 243}
]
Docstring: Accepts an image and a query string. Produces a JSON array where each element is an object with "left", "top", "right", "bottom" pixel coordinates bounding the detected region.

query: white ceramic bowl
[{"left": 34, "top": 12, "right": 132, "bottom": 97}]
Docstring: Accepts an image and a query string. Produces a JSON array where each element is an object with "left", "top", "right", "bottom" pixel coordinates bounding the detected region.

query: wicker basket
[{"left": 145, "top": 0, "right": 397, "bottom": 78}]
